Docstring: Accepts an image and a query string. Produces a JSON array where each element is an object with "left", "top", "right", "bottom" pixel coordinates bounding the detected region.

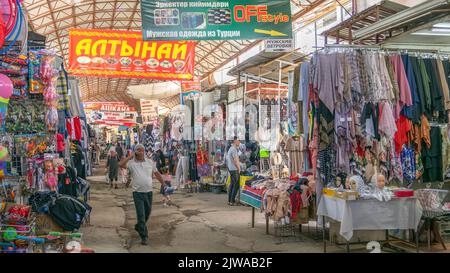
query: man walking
[
  {"left": 226, "top": 136, "right": 241, "bottom": 206},
  {"left": 120, "top": 144, "right": 164, "bottom": 245}
]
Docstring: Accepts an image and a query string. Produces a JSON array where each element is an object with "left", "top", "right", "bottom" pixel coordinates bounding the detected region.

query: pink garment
[
  {"left": 163, "top": 174, "right": 172, "bottom": 183},
  {"left": 390, "top": 55, "right": 412, "bottom": 118},
  {"left": 300, "top": 185, "right": 310, "bottom": 208},
  {"left": 378, "top": 102, "right": 397, "bottom": 139}
]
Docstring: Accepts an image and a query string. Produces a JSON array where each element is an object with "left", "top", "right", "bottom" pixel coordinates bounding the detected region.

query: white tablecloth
[{"left": 317, "top": 195, "right": 423, "bottom": 241}]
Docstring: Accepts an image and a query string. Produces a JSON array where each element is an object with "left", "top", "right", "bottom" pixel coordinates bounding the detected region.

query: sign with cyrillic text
[{"left": 141, "top": 0, "right": 292, "bottom": 41}]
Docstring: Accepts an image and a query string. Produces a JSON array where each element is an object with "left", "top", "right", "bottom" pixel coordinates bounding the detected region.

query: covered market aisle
[{"left": 0, "top": 0, "right": 449, "bottom": 254}]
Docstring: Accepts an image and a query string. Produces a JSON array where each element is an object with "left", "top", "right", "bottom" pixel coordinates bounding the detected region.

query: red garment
[
  {"left": 356, "top": 142, "right": 365, "bottom": 157},
  {"left": 66, "top": 117, "right": 82, "bottom": 141},
  {"left": 290, "top": 174, "right": 299, "bottom": 181},
  {"left": 196, "top": 147, "right": 208, "bottom": 165},
  {"left": 290, "top": 190, "right": 302, "bottom": 220},
  {"left": 394, "top": 115, "right": 412, "bottom": 155},
  {"left": 57, "top": 133, "right": 65, "bottom": 152}
]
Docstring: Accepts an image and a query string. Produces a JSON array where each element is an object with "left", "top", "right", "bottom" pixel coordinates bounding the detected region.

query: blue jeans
[
  {"left": 133, "top": 192, "right": 153, "bottom": 240},
  {"left": 228, "top": 171, "right": 240, "bottom": 203}
]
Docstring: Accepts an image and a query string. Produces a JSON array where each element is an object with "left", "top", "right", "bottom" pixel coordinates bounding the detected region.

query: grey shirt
[
  {"left": 127, "top": 158, "right": 157, "bottom": 193},
  {"left": 226, "top": 146, "right": 239, "bottom": 171}
]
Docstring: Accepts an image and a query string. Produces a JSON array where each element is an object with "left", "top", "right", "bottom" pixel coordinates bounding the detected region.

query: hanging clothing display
[
  {"left": 285, "top": 136, "right": 304, "bottom": 175},
  {"left": 176, "top": 156, "right": 189, "bottom": 187},
  {"left": 306, "top": 48, "right": 450, "bottom": 186},
  {"left": 66, "top": 117, "right": 82, "bottom": 141}
]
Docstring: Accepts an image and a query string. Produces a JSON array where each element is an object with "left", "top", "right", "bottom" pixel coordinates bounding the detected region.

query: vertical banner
[
  {"left": 181, "top": 78, "right": 202, "bottom": 102},
  {"left": 140, "top": 99, "right": 160, "bottom": 125}
]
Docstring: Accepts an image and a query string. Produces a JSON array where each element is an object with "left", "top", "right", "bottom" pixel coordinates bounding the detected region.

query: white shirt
[{"left": 127, "top": 158, "right": 157, "bottom": 193}]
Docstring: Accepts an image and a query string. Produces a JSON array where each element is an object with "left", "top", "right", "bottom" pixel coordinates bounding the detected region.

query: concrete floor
[{"left": 81, "top": 165, "right": 450, "bottom": 253}]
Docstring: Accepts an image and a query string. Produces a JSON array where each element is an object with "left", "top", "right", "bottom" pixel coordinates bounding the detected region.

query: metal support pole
[
  {"left": 428, "top": 219, "right": 431, "bottom": 250},
  {"left": 252, "top": 207, "right": 255, "bottom": 228},
  {"left": 415, "top": 229, "right": 420, "bottom": 253},
  {"left": 323, "top": 215, "right": 327, "bottom": 253},
  {"left": 266, "top": 215, "right": 269, "bottom": 235}
]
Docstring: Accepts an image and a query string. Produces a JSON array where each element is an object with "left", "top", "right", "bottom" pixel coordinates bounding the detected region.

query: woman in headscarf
[{"left": 106, "top": 147, "right": 120, "bottom": 189}]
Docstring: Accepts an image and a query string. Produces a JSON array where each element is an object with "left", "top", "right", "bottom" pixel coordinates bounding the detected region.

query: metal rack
[{"left": 273, "top": 220, "right": 303, "bottom": 244}]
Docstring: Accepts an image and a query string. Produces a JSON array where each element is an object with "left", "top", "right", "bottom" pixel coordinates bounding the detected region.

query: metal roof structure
[{"left": 22, "top": 0, "right": 333, "bottom": 108}]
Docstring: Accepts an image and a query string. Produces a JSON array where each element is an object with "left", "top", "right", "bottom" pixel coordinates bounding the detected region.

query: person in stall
[
  {"left": 226, "top": 136, "right": 241, "bottom": 206},
  {"left": 153, "top": 142, "right": 166, "bottom": 173}
]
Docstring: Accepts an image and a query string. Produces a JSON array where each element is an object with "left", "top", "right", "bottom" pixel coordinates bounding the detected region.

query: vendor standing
[{"left": 227, "top": 136, "right": 241, "bottom": 206}]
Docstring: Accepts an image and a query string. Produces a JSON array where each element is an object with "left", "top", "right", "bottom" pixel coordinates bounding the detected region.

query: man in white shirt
[{"left": 120, "top": 144, "right": 164, "bottom": 245}]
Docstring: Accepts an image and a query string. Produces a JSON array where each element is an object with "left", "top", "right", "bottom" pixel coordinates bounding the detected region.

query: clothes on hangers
[
  {"left": 66, "top": 117, "right": 82, "bottom": 141},
  {"left": 285, "top": 136, "right": 304, "bottom": 175}
]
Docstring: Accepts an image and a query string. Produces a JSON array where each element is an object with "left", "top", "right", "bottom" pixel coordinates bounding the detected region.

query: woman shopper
[{"left": 106, "top": 148, "right": 120, "bottom": 189}]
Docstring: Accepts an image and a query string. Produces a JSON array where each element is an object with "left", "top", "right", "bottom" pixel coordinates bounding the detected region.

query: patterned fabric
[
  {"left": 318, "top": 100, "right": 334, "bottom": 151},
  {"left": 401, "top": 146, "right": 416, "bottom": 181},
  {"left": 56, "top": 68, "right": 70, "bottom": 113},
  {"left": 317, "top": 145, "right": 336, "bottom": 186},
  {"left": 347, "top": 51, "right": 361, "bottom": 95},
  {"left": 356, "top": 51, "right": 369, "bottom": 97}
]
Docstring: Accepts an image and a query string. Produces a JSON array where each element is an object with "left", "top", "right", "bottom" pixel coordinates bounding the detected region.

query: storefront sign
[
  {"left": 83, "top": 102, "right": 136, "bottom": 112},
  {"left": 68, "top": 28, "right": 196, "bottom": 80},
  {"left": 181, "top": 78, "right": 202, "bottom": 102},
  {"left": 84, "top": 101, "right": 137, "bottom": 127},
  {"left": 87, "top": 110, "right": 137, "bottom": 124},
  {"left": 264, "top": 38, "right": 293, "bottom": 52},
  {"left": 141, "top": 0, "right": 292, "bottom": 41}
]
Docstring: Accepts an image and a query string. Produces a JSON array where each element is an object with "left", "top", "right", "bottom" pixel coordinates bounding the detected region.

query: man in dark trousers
[
  {"left": 226, "top": 136, "right": 241, "bottom": 206},
  {"left": 120, "top": 144, "right": 164, "bottom": 245}
]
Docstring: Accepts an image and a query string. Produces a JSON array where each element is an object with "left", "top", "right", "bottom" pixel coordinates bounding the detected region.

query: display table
[
  {"left": 317, "top": 195, "right": 423, "bottom": 252},
  {"left": 239, "top": 186, "right": 270, "bottom": 234}
]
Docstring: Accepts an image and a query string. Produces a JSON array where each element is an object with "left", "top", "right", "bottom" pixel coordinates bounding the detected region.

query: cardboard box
[
  {"left": 334, "top": 191, "right": 359, "bottom": 200},
  {"left": 329, "top": 220, "right": 386, "bottom": 244},
  {"left": 323, "top": 188, "right": 337, "bottom": 197}
]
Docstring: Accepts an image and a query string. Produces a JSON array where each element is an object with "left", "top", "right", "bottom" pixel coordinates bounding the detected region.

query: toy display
[
  {"left": 28, "top": 51, "right": 44, "bottom": 94},
  {"left": 0, "top": 1, "right": 91, "bottom": 253},
  {"left": 5, "top": 100, "right": 46, "bottom": 133},
  {"left": 44, "top": 160, "right": 57, "bottom": 192}
]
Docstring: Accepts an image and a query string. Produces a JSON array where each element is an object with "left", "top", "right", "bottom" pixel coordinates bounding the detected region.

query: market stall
[
  {"left": 224, "top": 50, "right": 320, "bottom": 239},
  {"left": 0, "top": 0, "right": 91, "bottom": 253},
  {"left": 303, "top": 43, "right": 450, "bottom": 252}
]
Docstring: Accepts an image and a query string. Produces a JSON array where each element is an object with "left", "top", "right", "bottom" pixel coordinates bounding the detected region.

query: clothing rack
[
  {"left": 429, "top": 122, "right": 448, "bottom": 128},
  {"left": 323, "top": 44, "right": 449, "bottom": 58}
]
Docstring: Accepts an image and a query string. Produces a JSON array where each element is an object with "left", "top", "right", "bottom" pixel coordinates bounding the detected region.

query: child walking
[
  {"left": 160, "top": 167, "right": 177, "bottom": 207},
  {"left": 106, "top": 148, "right": 120, "bottom": 189}
]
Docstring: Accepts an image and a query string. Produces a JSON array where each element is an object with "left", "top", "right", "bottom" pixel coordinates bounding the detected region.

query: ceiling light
[
  {"left": 430, "top": 27, "right": 450, "bottom": 33},
  {"left": 433, "top": 22, "right": 450, "bottom": 28},
  {"left": 411, "top": 31, "right": 450, "bottom": 36}
]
